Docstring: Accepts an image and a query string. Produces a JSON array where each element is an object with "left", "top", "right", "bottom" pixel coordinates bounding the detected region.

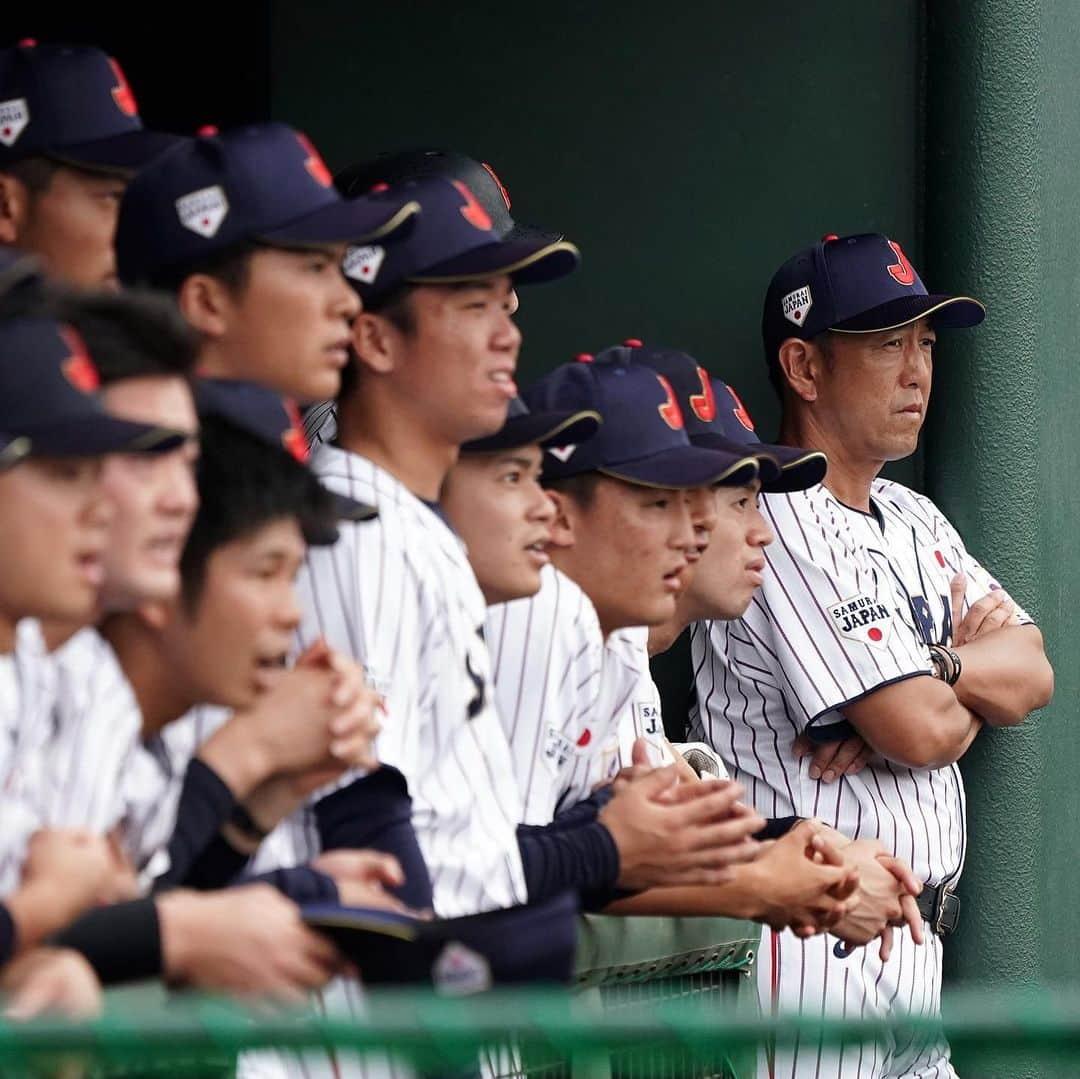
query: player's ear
[
  {"left": 544, "top": 488, "right": 576, "bottom": 549},
  {"left": 777, "top": 338, "right": 820, "bottom": 404},
  {"left": 350, "top": 311, "right": 397, "bottom": 375},
  {"left": 0, "top": 171, "right": 29, "bottom": 244},
  {"left": 176, "top": 273, "right": 233, "bottom": 340}
]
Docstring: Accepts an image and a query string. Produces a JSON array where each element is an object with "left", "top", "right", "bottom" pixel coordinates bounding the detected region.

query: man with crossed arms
[{"left": 691, "top": 233, "right": 1053, "bottom": 1078}]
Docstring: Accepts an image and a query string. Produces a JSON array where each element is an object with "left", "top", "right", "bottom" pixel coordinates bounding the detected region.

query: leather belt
[{"left": 916, "top": 880, "right": 961, "bottom": 936}]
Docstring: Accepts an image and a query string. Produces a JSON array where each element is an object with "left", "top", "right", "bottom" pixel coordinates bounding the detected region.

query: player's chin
[
  {"left": 293, "top": 363, "right": 343, "bottom": 407},
  {"left": 42, "top": 586, "right": 98, "bottom": 626},
  {"left": 640, "top": 592, "right": 679, "bottom": 626}
]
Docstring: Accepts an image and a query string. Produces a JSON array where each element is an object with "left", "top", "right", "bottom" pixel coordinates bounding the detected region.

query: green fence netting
[{"left": 2, "top": 984, "right": 1080, "bottom": 1078}]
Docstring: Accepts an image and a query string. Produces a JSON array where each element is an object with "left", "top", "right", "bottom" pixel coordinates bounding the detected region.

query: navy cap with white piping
[
  {"left": 0, "top": 40, "right": 179, "bottom": 173},
  {"left": 522, "top": 349, "right": 759, "bottom": 490},
  {"left": 116, "top": 123, "right": 420, "bottom": 287},
  {"left": 340, "top": 176, "right": 578, "bottom": 305},
  {"left": 762, "top": 232, "right": 985, "bottom": 363},
  {"left": 0, "top": 316, "right": 186, "bottom": 466}
]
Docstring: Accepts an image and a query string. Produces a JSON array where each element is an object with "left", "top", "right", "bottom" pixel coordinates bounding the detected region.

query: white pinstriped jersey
[
  {"left": 486, "top": 566, "right": 605, "bottom": 824},
  {"left": 488, "top": 568, "right": 675, "bottom": 818},
  {"left": 303, "top": 400, "right": 337, "bottom": 449},
  {"left": 612, "top": 627, "right": 672, "bottom": 769},
  {"left": 37, "top": 629, "right": 142, "bottom": 831},
  {"left": 0, "top": 623, "right": 54, "bottom": 892},
  {"left": 690, "top": 478, "right": 1031, "bottom": 887},
  {"left": 297, "top": 443, "right": 528, "bottom": 917}
]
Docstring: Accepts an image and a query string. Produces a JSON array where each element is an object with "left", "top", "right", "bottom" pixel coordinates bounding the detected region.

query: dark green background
[{"left": 269, "top": 1, "right": 924, "bottom": 485}]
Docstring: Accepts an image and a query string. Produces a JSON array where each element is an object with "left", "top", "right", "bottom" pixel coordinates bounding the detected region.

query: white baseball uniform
[
  {"left": 297, "top": 441, "right": 528, "bottom": 916},
  {"left": 487, "top": 567, "right": 676, "bottom": 818},
  {"left": 0, "top": 621, "right": 54, "bottom": 892},
  {"left": 485, "top": 565, "right": 605, "bottom": 824},
  {"left": 689, "top": 477, "right": 1031, "bottom": 1078}
]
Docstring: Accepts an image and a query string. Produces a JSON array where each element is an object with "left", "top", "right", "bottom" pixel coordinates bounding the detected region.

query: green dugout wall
[{"left": 270, "top": 0, "right": 1066, "bottom": 1026}]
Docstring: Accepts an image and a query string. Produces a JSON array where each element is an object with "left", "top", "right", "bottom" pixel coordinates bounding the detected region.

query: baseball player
[
  {"left": 0, "top": 312, "right": 180, "bottom": 967},
  {"left": 306, "top": 146, "right": 566, "bottom": 449},
  {"left": 691, "top": 233, "right": 1054, "bottom": 1078},
  {"left": 52, "top": 376, "right": 388, "bottom": 1002},
  {"left": 298, "top": 175, "right": 754, "bottom": 919},
  {"left": 443, "top": 379, "right": 862, "bottom": 941},
  {"left": 569, "top": 348, "right": 919, "bottom": 947},
  {"left": 115, "top": 122, "right": 418, "bottom": 405},
  {"left": 0, "top": 40, "right": 178, "bottom": 288}
]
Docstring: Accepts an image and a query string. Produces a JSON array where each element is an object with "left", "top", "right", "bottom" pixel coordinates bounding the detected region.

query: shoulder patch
[{"left": 823, "top": 593, "right": 893, "bottom": 649}]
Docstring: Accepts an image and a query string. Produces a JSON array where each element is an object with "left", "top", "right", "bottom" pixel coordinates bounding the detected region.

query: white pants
[{"left": 756, "top": 926, "right": 956, "bottom": 1079}]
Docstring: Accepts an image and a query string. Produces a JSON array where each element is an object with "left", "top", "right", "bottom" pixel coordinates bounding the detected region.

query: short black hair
[
  {"left": 56, "top": 290, "right": 198, "bottom": 385},
  {"left": 0, "top": 155, "right": 61, "bottom": 195},
  {"left": 179, "top": 415, "right": 338, "bottom": 610},
  {"left": 542, "top": 472, "right": 600, "bottom": 508},
  {"left": 145, "top": 238, "right": 260, "bottom": 296}
]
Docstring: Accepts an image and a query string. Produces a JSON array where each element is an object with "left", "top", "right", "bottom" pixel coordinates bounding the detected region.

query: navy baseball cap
[
  {"left": 522, "top": 350, "right": 760, "bottom": 489},
  {"left": 0, "top": 317, "right": 186, "bottom": 466},
  {"left": 340, "top": 176, "right": 579, "bottom": 304},
  {"left": 336, "top": 149, "right": 562, "bottom": 246},
  {"left": 462, "top": 395, "right": 601, "bottom": 454},
  {"left": 762, "top": 233, "right": 985, "bottom": 360},
  {"left": 0, "top": 41, "right": 179, "bottom": 174},
  {"left": 621, "top": 341, "right": 826, "bottom": 493},
  {"left": 194, "top": 377, "right": 377, "bottom": 531},
  {"left": 116, "top": 123, "right": 421, "bottom": 287}
]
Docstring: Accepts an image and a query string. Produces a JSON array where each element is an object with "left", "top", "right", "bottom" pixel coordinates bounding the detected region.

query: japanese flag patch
[
  {"left": 824, "top": 593, "right": 893, "bottom": 649},
  {"left": 176, "top": 185, "right": 228, "bottom": 238},
  {"left": 0, "top": 99, "right": 29, "bottom": 147},
  {"left": 343, "top": 244, "right": 385, "bottom": 284},
  {"left": 782, "top": 285, "right": 813, "bottom": 327}
]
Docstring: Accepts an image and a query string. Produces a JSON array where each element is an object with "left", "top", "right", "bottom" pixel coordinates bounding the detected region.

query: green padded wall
[
  {"left": 269, "top": 2, "right": 922, "bottom": 468},
  {"left": 925, "top": 4, "right": 1080, "bottom": 1072}
]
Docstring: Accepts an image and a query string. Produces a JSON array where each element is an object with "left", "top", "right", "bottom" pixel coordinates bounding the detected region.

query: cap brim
[
  {"left": 599, "top": 444, "right": 761, "bottom": 490},
  {"left": 463, "top": 409, "right": 601, "bottom": 454},
  {"left": 304, "top": 490, "right": 378, "bottom": 547},
  {"left": 832, "top": 294, "right": 985, "bottom": 334},
  {"left": 49, "top": 130, "right": 186, "bottom": 175},
  {"left": 689, "top": 432, "right": 784, "bottom": 487},
  {"left": 24, "top": 416, "right": 187, "bottom": 457},
  {"left": 409, "top": 238, "right": 580, "bottom": 286},
  {"left": 754, "top": 444, "right": 827, "bottom": 492},
  {"left": 504, "top": 222, "right": 564, "bottom": 245},
  {"left": 259, "top": 198, "right": 420, "bottom": 248},
  {"left": 0, "top": 436, "right": 32, "bottom": 470},
  {"left": 332, "top": 491, "right": 378, "bottom": 524},
  {"left": 302, "top": 904, "right": 429, "bottom": 983}
]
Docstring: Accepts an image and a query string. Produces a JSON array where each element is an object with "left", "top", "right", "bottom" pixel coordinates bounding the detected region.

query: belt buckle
[{"left": 933, "top": 883, "right": 960, "bottom": 936}]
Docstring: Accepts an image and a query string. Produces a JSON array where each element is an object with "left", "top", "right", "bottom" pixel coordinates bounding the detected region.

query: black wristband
[
  {"left": 49, "top": 899, "right": 162, "bottom": 985},
  {"left": 943, "top": 646, "right": 962, "bottom": 686},
  {"left": 229, "top": 802, "right": 269, "bottom": 842}
]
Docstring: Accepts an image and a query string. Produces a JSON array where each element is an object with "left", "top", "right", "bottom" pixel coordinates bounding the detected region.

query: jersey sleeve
[
  {"left": 755, "top": 494, "right": 932, "bottom": 730},
  {"left": 296, "top": 516, "right": 426, "bottom": 787}
]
